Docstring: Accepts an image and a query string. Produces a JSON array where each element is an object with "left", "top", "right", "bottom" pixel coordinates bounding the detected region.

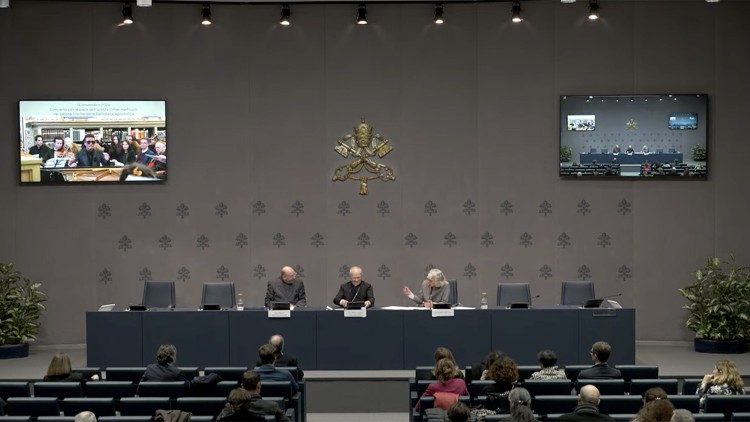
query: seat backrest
[
  {"left": 416, "top": 380, "right": 434, "bottom": 397},
  {"left": 629, "top": 379, "right": 678, "bottom": 396},
  {"left": 669, "top": 395, "right": 700, "bottom": 413},
  {"left": 496, "top": 283, "right": 531, "bottom": 307},
  {"left": 201, "top": 282, "right": 236, "bottom": 309},
  {"left": 517, "top": 365, "right": 537, "bottom": 380},
  {"left": 448, "top": 279, "right": 458, "bottom": 305},
  {"left": 33, "top": 382, "right": 83, "bottom": 399},
  {"left": 85, "top": 381, "right": 137, "bottom": 398},
  {"left": 692, "top": 414, "right": 728, "bottom": 422},
  {"left": 142, "top": 281, "right": 175, "bottom": 308},
  {"left": 6, "top": 397, "right": 61, "bottom": 417},
  {"left": 275, "top": 367, "right": 301, "bottom": 382},
  {"left": 576, "top": 379, "right": 625, "bottom": 395},
  {"left": 204, "top": 367, "right": 248, "bottom": 382},
  {"left": 615, "top": 365, "right": 658, "bottom": 382},
  {"left": 523, "top": 380, "right": 574, "bottom": 397},
  {"left": 215, "top": 381, "right": 239, "bottom": 397},
  {"left": 598, "top": 395, "right": 643, "bottom": 414},
  {"left": 705, "top": 395, "right": 750, "bottom": 415},
  {"left": 175, "top": 397, "right": 227, "bottom": 416},
  {"left": 36, "top": 418, "right": 74, "bottom": 422},
  {"left": 561, "top": 281, "right": 595, "bottom": 305},
  {"left": 259, "top": 381, "right": 292, "bottom": 399},
  {"left": 72, "top": 367, "right": 102, "bottom": 380},
  {"left": 682, "top": 378, "right": 702, "bottom": 395},
  {"left": 563, "top": 365, "right": 589, "bottom": 381},
  {"left": 99, "top": 417, "right": 152, "bottom": 422},
  {"left": 62, "top": 397, "right": 116, "bottom": 416},
  {"left": 607, "top": 414, "right": 639, "bottom": 422},
  {"left": 415, "top": 366, "right": 435, "bottom": 382},
  {"left": 468, "top": 380, "right": 494, "bottom": 399},
  {"left": 137, "top": 381, "right": 188, "bottom": 398},
  {"left": 0, "top": 381, "right": 31, "bottom": 401},
  {"left": 533, "top": 395, "right": 579, "bottom": 416},
  {"left": 119, "top": 397, "right": 172, "bottom": 416},
  {"left": 105, "top": 367, "right": 147, "bottom": 383},
  {"left": 0, "top": 418, "right": 30, "bottom": 422},
  {"left": 180, "top": 367, "right": 200, "bottom": 380}
]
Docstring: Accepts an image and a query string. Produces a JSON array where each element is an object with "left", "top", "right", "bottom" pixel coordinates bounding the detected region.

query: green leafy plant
[
  {"left": 560, "top": 145, "right": 572, "bottom": 162},
  {"left": 0, "top": 263, "right": 46, "bottom": 345},
  {"left": 678, "top": 256, "right": 750, "bottom": 341},
  {"left": 692, "top": 145, "right": 707, "bottom": 161}
]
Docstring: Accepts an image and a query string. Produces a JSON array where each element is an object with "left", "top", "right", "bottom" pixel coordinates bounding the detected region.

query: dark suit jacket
[
  {"left": 29, "top": 144, "right": 54, "bottom": 162},
  {"left": 76, "top": 149, "right": 109, "bottom": 167},
  {"left": 253, "top": 364, "right": 298, "bottom": 394},
  {"left": 217, "top": 394, "right": 290, "bottom": 421},
  {"left": 254, "top": 354, "right": 304, "bottom": 380},
  {"left": 43, "top": 372, "right": 84, "bottom": 382},
  {"left": 558, "top": 404, "right": 614, "bottom": 422},
  {"left": 333, "top": 280, "right": 375, "bottom": 307},
  {"left": 265, "top": 278, "right": 307, "bottom": 308},
  {"left": 141, "top": 363, "right": 188, "bottom": 382},
  {"left": 577, "top": 363, "right": 622, "bottom": 380}
]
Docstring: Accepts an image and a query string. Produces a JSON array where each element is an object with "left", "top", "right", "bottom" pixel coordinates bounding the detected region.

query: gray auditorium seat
[
  {"left": 201, "top": 282, "right": 236, "bottom": 309},
  {"left": 561, "top": 281, "right": 595, "bottom": 306},
  {"left": 497, "top": 283, "right": 531, "bottom": 307},
  {"left": 142, "top": 281, "right": 175, "bottom": 308}
]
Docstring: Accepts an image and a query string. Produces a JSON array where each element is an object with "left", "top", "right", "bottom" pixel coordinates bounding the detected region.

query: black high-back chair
[
  {"left": 496, "top": 283, "right": 531, "bottom": 307},
  {"left": 448, "top": 279, "right": 459, "bottom": 305},
  {"left": 201, "top": 282, "right": 236, "bottom": 309},
  {"left": 560, "top": 281, "right": 595, "bottom": 306},
  {"left": 142, "top": 281, "right": 175, "bottom": 308}
]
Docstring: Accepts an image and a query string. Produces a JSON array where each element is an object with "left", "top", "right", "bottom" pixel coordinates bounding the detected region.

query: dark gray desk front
[{"left": 86, "top": 308, "right": 635, "bottom": 369}]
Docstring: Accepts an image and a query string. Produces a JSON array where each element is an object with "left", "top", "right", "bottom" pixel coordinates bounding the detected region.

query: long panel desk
[
  {"left": 580, "top": 152, "right": 683, "bottom": 165},
  {"left": 87, "top": 308, "right": 635, "bottom": 369}
]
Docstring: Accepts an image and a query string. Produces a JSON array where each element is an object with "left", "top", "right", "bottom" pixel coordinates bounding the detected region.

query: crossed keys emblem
[{"left": 332, "top": 118, "right": 395, "bottom": 195}]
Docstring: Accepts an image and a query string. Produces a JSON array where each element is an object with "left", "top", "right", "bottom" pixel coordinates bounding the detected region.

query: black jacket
[
  {"left": 76, "top": 149, "right": 109, "bottom": 167},
  {"left": 254, "top": 354, "right": 304, "bottom": 380},
  {"left": 43, "top": 372, "right": 84, "bottom": 382},
  {"left": 558, "top": 404, "right": 614, "bottom": 422},
  {"left": 217, "top": 394, "right": 290, "bottom": 421},
  {"left": 29, "top": 144, "right": 54, "bottom": 162},
  {"left": 333, "top": 280, "right": 375, "bottom": 307},
  {"left": 577, "top": 363, "right": 622, "bottom": 380},
  {"left": 141, "top": 363, "right": 188, "bottom": 382}
]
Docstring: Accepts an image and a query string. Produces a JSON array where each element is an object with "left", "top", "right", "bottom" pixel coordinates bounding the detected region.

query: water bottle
[
  {"left": 236, "top": 293, "right": 244, "bottom": 311},
  {"left": 480, "top": 292, "right": 488, "bottom": 310}
]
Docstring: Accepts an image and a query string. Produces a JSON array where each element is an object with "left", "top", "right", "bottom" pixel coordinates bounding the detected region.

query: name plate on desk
[
  {"left": 268, "top": 310, "right": 291, "bottom": 318},
  {"left": 592, "top": 309, "right": 617, "bottom": 317},
  {"left": 344, "top": 308, "right": 367, "bottom": 318},
  {"left": 431, "top": 308, "right": 454, "bottom": 318}
]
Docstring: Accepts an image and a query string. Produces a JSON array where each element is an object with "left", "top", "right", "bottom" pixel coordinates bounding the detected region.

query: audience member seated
[
  {"left": 634, "top": 398, "right": 674, "bottom": 422},
  {"left": 696, "top": 359, "right": 745, "bottom": 409},
  {"left": 642, "top": 145, "right": 650, "bottom": 154},
  {"left": 434, "top": 347, "right": 464, "bottom": 380},
  {"left": 670, "top": 409, "right": 695, "bottom": 422},
  {"left": 558, "top": 384, "right": 613, "bottom": 421},
  {"left": 253, "top": 343, "right": 299, "bottom": 394},
  {"left": 530, "top": 349, "right": 567, "bottom": 380},
  {"left": 447, "top": 402, "right": 471, "bottom": 422},
  {"left": 29, "top": 135, "right": 54, "bottom": 162},
  {"left": 114, "top": 138, "right": 137, "bottom": 165},
  {"left": 642, "top": 387, "right": 668, "bottom": 405},
  {"left": 471, "top": 350, "right": 503, "bottom": 381},
  {"left": 147, "top": 141, "right": 167, "bottom": 173},
  {"left": 578, "top": 341, "right": 622, "bottom": 380},
  {"left": 49, "top": 136, "right": 75, "bottom": 165},
  {"left": 482, "top": 356, "right": 519, "bottom": 413},
  {"left": 508, "top": 387, "right": 537, "bottom": 422},
  {"left": 402, "top": 268, "right": 451, "bottom": 308},
  {"left": 626, "top": 145, "right": 634, "bottom": 154},
  {"left": 44, "top": 352, "right": 96, "bottom": 381},
  {"left": 137, "top": 138, "right": 153, "bottom": 164},
  {"left": 254, "top": 334, "right": 304, "bottom": 380},
  {"left": 141, "top": 344, "right": 188, "bottom": 382},
  {"left": 265, "top": 266, "right": 307, "bottom": 309},
  {"left": 612, "top": 145, "right": 621, "bottom": 154},
  {"left": 415, "top": 357, "right": 468, "bottom": 412},
  {"left": 218, "top": 384, "right": 290, "bottom": 422},
  {"left": 75, "top": 411, "right": 97, "bottom": 422}
]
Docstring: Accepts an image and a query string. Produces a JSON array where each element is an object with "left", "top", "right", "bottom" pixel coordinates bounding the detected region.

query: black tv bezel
[
  {"left": 558, "top": 93, "right": 708, "bottom": 180},
  {"left": 18, "top": 99, "right": 168, "bottom": 186}
]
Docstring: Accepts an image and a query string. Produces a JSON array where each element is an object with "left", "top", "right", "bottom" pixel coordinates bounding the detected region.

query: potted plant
[
  {"left": 678, "top": 256, "right": 750, "bottom": 354},
  {"left": 0, "top": 263, "right": 46, "bottom": 359},
  {"left": 560, "top": 145, "right": 572, "bottom": 163},
  {"left": 692, "top": 145, "right": 707, "bottom": 161}
]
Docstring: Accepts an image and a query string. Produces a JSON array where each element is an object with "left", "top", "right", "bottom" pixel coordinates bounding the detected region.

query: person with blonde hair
[
  {"left": 403, "top": 268, "right": 451, "bottom": 308},
  {"left": 415, "top": 357, "right": 468, "bottom": 412},
  {"left": 697, "top": 359, "right": 745, "bottom": 409},
  {"left": 44, "top": 353, "right": 86, "bottom": 382}
]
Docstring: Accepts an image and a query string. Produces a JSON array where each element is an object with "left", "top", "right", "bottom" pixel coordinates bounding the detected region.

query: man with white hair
[
  {"left": 74, "top": 411, "right": 97, "bottom": 422},
  {"left": 402, "top": 268, "right": 451, "bottom": 308},
  {"left": 333, "top": 266, "right": 374, "bottom": 308},
  {"left": 264, "top": 266, "right": 307, "bottom": 309},
  {"left": 558, "top": 385, "right": 614, "bottom": 421}
]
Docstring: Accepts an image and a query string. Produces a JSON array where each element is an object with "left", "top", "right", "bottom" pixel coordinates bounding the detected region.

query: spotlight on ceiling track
[
  {"left": 201, "top": 3, "right": 212, "bottom": 25},
  {"left": 705, "top": 0, "right": 719, "bottom": 2},
  {"left": 588, "top": 0, "right": 599, "bottom": 20},
  {"left": 136, "top": 0, "right": 151, "bottom": 7},
  {"left": 122, "top": 3, "right": 134, "bottom": 24},
  {"left": 434, "top": 3, "right": 444, "bottom": 24},
  {"left": 356, "top": 4, "right": 367, "bottom": 25},
  {"left": 560, "top": 0, "right": 576, "bottom": 3},
  {"left": 511, "top": 1, "right": 523, "bottom": 23},
  {"left": 0, "top": 0, "right": 10, "bottom": 8},
  {"left": 280, "top": 3, "right": 291, "bottom": 26}
]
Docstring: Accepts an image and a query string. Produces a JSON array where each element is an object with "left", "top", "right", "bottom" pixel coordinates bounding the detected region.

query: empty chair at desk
[
  {"left": 142, "top": 281, "right": 175, "bottom": 308},
  {"left": 448, "top": 279, "right": 459, "bottom": 305},
  {"left": 561, "top": 281, "right": 595, "bottom": 306},
  {"left": 497, "top": 283, "right": 531, "bottom": 307},
  {"left": 201, "top": 282, "right": 235, "bottom": 309}
]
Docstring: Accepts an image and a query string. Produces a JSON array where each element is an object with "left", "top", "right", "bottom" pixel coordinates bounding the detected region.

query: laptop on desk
[{"left": 346, "top": 301, "right": 365, "bottom": 309}]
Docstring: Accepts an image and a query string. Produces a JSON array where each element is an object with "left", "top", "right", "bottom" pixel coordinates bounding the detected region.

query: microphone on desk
[{"left": 600, "top": 293, "right": 622, "bottom": 300}]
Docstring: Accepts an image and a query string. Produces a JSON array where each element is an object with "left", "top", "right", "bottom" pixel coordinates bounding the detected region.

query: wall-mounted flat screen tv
[
  {"left": 559, "top": 94, "right": 707, "bottom": 179},
  {"left": 19, "top": 100, "right": 167, "bottom": 184}
]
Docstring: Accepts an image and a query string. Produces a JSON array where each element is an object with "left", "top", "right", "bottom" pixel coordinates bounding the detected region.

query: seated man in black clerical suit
[
  {"left": 577, "top": 341, "right": 622, "bottom": 379},
  {"left": 333, "top": 266, "right": 374, "bottom": 308}
]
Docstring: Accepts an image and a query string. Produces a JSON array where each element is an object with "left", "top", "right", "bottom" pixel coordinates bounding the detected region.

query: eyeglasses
[{"left": 84, "top": 140, "right": 96, "bottom": 144}]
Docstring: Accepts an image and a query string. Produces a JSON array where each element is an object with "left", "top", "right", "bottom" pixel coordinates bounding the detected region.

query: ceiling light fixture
[
  {"left": 280, "top": 3, "right": 291, "bottom": 26},
  {"left": 588, "top": 0, "right": 599, "bottom": 20},
  {"left": 561, "top": 0, "right": 576, "bottom": 3},
  {"left": 122, "top": 3, "right": 134, "bottom": 24},
  {"left": 434, "top": 3, "right": 444, "bottom": 24},
  {"left": 201, "top": 3, "right": 212, "bottom": 25},
  {"left": 0, "top": 0, "right": 10, "bottom": 8},
  {"left": 511, "top": 1, "right": 523, "bottom": 23},
  {"left": 136, "top": 0, "right": 151, "bottom": 7},
  {"left": 356, "top": 4, "right": 367, "bottom": 25}
]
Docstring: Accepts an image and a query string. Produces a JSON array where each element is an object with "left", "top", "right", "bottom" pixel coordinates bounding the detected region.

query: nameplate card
[
  {"left": 344, "top": 308, "right": 367, "bottom": 318},
  {"left": 431, "top": 308, "right": 454, "bottom": 318},
  {"left": 268, "top": 310, "right": 291, "bottom": 319}
]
